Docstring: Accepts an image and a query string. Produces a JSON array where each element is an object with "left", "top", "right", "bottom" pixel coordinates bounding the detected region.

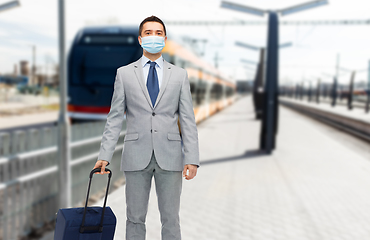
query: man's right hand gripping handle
[{"left": 93, "top": 160, "right": 110, "bottom": 175}]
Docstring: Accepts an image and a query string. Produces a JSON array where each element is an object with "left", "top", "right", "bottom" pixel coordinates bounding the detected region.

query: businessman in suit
[{"left": 93, "top": 15, "right": 200, "bottom": 240}]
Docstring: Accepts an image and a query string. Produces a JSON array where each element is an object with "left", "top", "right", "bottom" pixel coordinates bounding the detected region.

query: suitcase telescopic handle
[
  {"left": 90, "top": 167, "right": 112, "bottom": 178},
  {"left": 80, "top": 167, "right": 112, "bottom": 233}
]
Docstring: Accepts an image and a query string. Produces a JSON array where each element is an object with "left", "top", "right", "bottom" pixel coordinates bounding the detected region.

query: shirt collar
[{"left": 141, "top": 54, "right": 163, "bottom": 69}]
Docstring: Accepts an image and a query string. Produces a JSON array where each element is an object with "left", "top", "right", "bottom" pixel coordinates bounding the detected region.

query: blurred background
[{"left": 1, "top": 0, "right": 370, "bottom": 239}]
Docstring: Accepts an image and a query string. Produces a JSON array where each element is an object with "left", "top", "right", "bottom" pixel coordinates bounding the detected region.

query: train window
[
  {"left": 180, "top": 59, "right": 186, "bottom": 69},
  {"left": 162, "top": 53, "right": 175, "bottom": 64},
  {"left": 210, "top": 83, "right": 223, "bottom": 101},
  {"left": 226, "top": 86, "right": 233, "bottom": 97},
  {"left": 218, "top": 85, "right": 223, "bottom": 100},
  {"left": 189, "top": 78, "right": 200, "bottom": 105},
  {"left": 196, "top": 81, "right": 206, "bottom": 106},
  {"left": 189, "top": 80, "right": 196, "bottom": 93},
  {"left": 79, "top": 35, "right": 136, "bottom": 45},
  {"left": 210, "top": 85, "right": 215, "bottom": 101}
]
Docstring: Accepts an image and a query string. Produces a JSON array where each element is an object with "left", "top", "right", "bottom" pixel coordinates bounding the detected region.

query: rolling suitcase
[{"left": 54, "top": 168, "right": 117, "bottom": 240}]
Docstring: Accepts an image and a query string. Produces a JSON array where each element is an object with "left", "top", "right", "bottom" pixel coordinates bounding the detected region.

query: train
[{"left": 66, "top": 25, "right": 236, "bottom": 124}]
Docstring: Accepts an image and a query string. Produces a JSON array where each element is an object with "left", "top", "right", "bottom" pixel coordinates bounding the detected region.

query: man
[{"left": 93, "top": 15, "right": 200, "bottom": 240}]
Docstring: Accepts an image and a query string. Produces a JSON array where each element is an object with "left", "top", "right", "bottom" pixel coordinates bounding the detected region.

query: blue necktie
[{"left": 146, "top": 61, "right": 159, "bottom": 107}]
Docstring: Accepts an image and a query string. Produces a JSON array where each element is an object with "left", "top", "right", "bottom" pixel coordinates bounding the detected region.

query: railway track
[{"left": 279, "top": 98, "right": 370, "bottom": 143}]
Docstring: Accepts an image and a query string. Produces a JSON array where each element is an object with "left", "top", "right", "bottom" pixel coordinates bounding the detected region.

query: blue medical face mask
[{"left": 140, "top": 35, "right": 165, "bottom": 54}]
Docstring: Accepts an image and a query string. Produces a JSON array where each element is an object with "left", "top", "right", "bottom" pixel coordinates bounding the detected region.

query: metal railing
[{"left": 0, "top": 120, "right": 126, "bottom": 240}]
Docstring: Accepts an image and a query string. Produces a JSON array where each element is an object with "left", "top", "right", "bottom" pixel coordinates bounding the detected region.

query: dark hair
[{"left": 139, "top": 15, "right": 166, "bottom": 37}]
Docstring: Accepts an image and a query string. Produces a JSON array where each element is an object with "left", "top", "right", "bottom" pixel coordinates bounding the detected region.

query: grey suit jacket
[{"left": 97, "top": 56, "right": 200, "bottom": 171}]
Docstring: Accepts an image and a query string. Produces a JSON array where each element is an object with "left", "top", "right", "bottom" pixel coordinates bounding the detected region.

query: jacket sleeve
[
  {"left": 97, "top": 68, "right": 126, "bottom": 167},
  {"left": 178, "top": 70, "right": 200, "bottom": 168}
]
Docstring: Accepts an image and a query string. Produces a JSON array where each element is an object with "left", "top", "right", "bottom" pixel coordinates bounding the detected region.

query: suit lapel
[
  {"left": 133, "top": 57, "right": 172, "bottom": 110},
  {"left": 133, "top": 57, "right": 153, "bottom": 110}
]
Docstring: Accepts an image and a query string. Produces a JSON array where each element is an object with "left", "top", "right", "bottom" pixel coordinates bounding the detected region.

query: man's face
[{"left": 138, "top": 21, "right": 167, "bottom": 45}]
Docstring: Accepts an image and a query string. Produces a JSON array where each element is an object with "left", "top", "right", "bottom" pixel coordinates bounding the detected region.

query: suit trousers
[{"left": 124, "top": 150, "right": 183, "bottom": 240}]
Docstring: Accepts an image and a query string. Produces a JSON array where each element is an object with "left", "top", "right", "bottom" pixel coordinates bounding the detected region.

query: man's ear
[{"left": 138, "top": 36, "right": 141, "bottom": 45}]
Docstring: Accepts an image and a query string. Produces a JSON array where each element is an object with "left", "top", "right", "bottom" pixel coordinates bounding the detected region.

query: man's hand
[
  {"left": 94, "top": 160, "right": 110, "bottom": 175},
  {"left": 183, "top": 164, "right": 197, "bottom": 180}
]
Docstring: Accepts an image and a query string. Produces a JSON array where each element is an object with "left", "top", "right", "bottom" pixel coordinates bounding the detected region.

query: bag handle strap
[{"left": 79, "top": 168, "right": 112, "bottom": 233}]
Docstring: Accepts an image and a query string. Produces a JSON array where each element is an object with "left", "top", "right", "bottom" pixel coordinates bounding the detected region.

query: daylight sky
[{"left": 1, "top": 0, "right": 370, "bottom": 86}]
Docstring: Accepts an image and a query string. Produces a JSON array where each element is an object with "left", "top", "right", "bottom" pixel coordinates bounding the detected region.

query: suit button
[
  {"left": 152, "top": 112, "right": 155, "bottom": 116},
  {"left": 150, "top": 129, "right": 152, "bottom": 132}
]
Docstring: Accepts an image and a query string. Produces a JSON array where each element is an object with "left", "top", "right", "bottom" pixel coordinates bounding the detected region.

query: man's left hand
[{"left": 183, "top": 164, "right": 197, "bottom": 180}]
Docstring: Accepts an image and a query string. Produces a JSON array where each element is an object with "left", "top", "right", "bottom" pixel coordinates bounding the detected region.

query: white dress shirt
[{"left": 141, "top": 54, "right": 163, "bottom": 90}]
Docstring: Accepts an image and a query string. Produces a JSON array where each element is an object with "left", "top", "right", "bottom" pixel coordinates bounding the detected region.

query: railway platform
[
  {"left": 94, "top": 94, "right": 370, "bottom": 240},
  {"left": 44, "top": 94, "right": 370, "bottom": 240}
]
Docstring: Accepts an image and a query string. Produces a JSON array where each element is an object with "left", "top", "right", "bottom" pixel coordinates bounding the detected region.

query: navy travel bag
[{"left": 54, "top": 168, "right": 116, "bottom": 240}]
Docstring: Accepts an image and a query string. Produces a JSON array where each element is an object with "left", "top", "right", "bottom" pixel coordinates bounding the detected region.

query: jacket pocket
[
  {"left": 167, "top": 133, "right": 181, "bottom": 141},
  {"left": 124, "top": 133, "right": 139, "bottom": 142}
]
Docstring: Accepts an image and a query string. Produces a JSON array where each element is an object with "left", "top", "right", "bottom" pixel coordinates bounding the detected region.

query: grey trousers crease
[{"left": 124, "top": 150, "right": 183, "bottom": 240}]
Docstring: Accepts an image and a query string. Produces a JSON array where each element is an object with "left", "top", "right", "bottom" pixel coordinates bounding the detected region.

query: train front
[{"left": 67, "top": 26, "right": 142, "bottom": 123}]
